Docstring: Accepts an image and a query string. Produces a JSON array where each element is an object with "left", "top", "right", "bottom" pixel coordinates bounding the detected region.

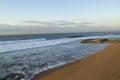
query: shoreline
[
  {"left": 33, "top": 44, "right": 109, "bottom": 80},
  {"left": 32, "top": 61, "right": 76, "bottom": 79},
  {"left": 34, "top": 43, "right": 120, "bottom": 80},
  {"left": 33, "top": 58, "right": 86, "bottom": 80}
]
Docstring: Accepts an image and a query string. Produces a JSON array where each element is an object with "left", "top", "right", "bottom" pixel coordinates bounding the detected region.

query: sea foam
[{"left": 0, "top": 34, "right": 120, "bottom": 53}]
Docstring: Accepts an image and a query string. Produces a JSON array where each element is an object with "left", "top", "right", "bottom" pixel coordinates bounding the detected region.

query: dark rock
[{"left": 81, "top": 38, "right": 108, "bottom": 43}]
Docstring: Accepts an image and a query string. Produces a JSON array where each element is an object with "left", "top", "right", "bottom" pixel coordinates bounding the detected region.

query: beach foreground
[{"left": 35, "top": 43, "right": 120, "bottom": 80}]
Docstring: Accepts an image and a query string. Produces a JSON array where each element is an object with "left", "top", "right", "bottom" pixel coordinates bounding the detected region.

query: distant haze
[{"left": 0, "top": 0, "right": 120, "bottom": 35}]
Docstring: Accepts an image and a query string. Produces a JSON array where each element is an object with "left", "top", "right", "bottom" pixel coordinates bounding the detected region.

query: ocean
[{"left": 0, "top": 32, "right": 120, "bottom": 80}]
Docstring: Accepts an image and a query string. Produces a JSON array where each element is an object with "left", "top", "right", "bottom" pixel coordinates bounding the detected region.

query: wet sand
[{"left": 35, "top": 43, "right": 120, "bottom": 80}]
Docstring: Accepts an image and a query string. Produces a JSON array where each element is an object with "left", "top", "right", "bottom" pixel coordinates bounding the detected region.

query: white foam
[
  {"left": 0, "top": 34, "right": 120, "bottom": 53},
  {"left": 80, "top": 34, "right": 120, "bottom": 40},
  {"left": 0, "top": 38, "right": 46, "bottom": 45},
  {"left": 0, "top": 38, "right": 81, "bottom": 53}
]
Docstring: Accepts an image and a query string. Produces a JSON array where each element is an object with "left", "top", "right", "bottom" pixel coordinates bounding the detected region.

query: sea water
[{"left": 0, "top": 32, "right": 120, "bottom": 80}]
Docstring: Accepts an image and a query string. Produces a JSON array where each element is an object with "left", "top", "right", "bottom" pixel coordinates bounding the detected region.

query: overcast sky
[{"left": 0, "top": 0, "right": 120, "bottom": 35}]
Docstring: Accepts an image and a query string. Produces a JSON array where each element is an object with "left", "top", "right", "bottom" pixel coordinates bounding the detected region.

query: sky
[{"left": 0, "top": 0, "right": 120, "bottom": 35}]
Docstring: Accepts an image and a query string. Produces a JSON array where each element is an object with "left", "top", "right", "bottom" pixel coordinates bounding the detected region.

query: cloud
[
  {"left": 23, "top": 20, "right": 50, "bottom": 24},
  {"left": 22, "top": 19, "right": 94, "bottom": 27},
  {"left": 22, "top": 20, "right": 77, "bottom": 27},
  {"left": 0, "top": 19, "right": 119, "bottom": 35},
  {"left": 22, "top": 20, "right": 51, "bottom": 26}
]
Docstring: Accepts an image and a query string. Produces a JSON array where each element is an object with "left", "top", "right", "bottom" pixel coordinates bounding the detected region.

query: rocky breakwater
[{"left": 81, "top": 38, "right": 120, "bottom": 43}]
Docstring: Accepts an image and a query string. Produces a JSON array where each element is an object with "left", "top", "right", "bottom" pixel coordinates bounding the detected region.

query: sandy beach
[{"left": 35, "top": 43, "right": 120, "bottom": 80}]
